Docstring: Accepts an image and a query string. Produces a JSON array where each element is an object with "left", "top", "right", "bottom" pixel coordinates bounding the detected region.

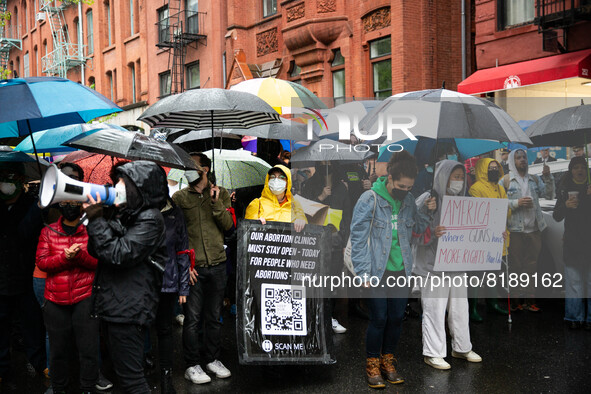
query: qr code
[{"left": 261, "top": 284, "right": 307, "bottom": 336}]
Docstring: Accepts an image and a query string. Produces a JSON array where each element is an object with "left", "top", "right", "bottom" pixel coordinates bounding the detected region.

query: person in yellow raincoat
[
  {"left": 468, "top": 157, "right": 510, "bottom": 321},
  {"left": 245, "top": 164, "right": 306, "bottom": 231}
]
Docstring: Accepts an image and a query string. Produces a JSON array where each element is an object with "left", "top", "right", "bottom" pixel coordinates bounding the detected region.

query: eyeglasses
[
  {"left": 269, "top": 175, "right": 287, "bottom": 180},
  {"left": 59, "top": 202, "right": 82, "bottom": 207}
]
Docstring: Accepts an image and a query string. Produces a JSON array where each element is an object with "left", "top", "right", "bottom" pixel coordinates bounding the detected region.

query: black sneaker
[{"left": 95, "top": 371, "right": 114, "bottom": 391}]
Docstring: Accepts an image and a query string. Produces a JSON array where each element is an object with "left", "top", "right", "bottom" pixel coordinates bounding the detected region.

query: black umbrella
[
  {"left": 137, "top": 89, "right": 281, "bottom": 179},
  {"left": 63, "top": 128, "right": 197, "bottom": 170}
]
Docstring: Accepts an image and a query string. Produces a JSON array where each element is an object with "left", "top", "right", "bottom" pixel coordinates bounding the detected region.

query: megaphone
[{"left": 39, "top": 164, "right": 118, "bottom": 208}]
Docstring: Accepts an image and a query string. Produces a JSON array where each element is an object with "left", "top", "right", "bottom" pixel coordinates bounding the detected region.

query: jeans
[
  {"left": 156, "top": 292, "right": 177, "bottom": 369},
  {"left": 183, "top": 263, "right": 226, "bottom": 368},
  {"left": 43, "top": 298, "right": 99, "bottom": 391},
  {"left": 564, "top": 262, "right": 591, "bottom": 323},
  {"left": 0, "top": 290, "right": 46, "bottom": 378},
  {"left": 365, "top": 271, "right": 409, "bottom": 358},
  {"left": 105, "top": 322, "right": 149, "bottom": 394},
  {"left": 32, "top": 277, "right": 50, "bottom": 371}
]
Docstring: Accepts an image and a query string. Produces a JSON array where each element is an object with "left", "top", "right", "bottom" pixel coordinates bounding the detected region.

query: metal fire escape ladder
[
  {"left": 0, "top": 0, "right": 22, "bottom": 72},
  {"left": 40, "top": 0, "right": 89, "bottom": 77}
]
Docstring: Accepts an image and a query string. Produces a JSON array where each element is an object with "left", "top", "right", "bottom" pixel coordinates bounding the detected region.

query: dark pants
[
  {"left": 366, "top": 271, "right": 408, "bottom": 358},
  {"left": 105, "top": 322, "right": 149, "bottom": 394},
  {"left": 155, "top": 292, "right": 177, "bottom": 369},
  {"left": 43, "top": 298, "right": 99, "bottom": 391},
  {"left": 32, "top": 277, "right": 50, "bottom": 371},
  {"left": 182, "top": 263, "right": 226, "bottom": 368},
  {"left": 0, "top": 291, "right": 46, "bottom": 378}
]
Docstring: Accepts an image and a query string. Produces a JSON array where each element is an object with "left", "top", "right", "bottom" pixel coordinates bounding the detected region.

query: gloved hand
[{"left": 84, "top": 204, "right": 104, "bottom": 221}]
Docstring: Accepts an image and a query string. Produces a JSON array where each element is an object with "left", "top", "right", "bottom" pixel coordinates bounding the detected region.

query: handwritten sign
[{"left": 434, "top": 196, "right": 508, "bottom": 272}]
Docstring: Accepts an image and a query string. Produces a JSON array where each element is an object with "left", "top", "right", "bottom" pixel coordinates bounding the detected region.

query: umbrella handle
[{"left": 585, "top": 133, "right": 590, "bottom": 184}]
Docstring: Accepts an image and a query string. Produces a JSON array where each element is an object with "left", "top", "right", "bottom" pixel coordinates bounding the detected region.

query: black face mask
[
  {"left": 390, "top": 188, "right": 409, "bottom": 201},
  {"left": 59, "top": 205, "right": 82, "bottom": 222},
  {"left": 488, "top": 170, "right": 500, "bottom": 183}
]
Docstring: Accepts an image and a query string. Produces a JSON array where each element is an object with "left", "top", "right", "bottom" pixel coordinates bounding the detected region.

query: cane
[{"left": 504, "top": 255, "right": 512, "bottom": 324}]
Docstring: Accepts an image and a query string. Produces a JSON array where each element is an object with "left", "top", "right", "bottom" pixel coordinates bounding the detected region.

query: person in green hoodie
[{"left": 351, "top": 151, "right": 436, "bottom": 389}]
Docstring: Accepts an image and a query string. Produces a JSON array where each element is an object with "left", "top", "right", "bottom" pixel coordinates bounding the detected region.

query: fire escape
[
  {"left": 156, "top": 0, "right": 206, "bottom": 95},
  {"left": 0, "top": 0, "right": 22, "bottom": 73},
  {"left": 40, "top": 0, "right": 89, "bottom": 78},
  {"left": 534, "top": 0, "right": 591, "bottom": 52}
]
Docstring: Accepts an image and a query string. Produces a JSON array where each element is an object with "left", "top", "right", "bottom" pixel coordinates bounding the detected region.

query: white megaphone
[{"left": 39, "top": 164, "right": 118, "bottom": 208}]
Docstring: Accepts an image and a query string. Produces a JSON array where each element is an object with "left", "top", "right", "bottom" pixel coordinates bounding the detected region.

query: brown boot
[
  {"left": 380, "top": 354, "right": 404, "bottom": 384},
  {"left": 366, "top": 357, "right": 386, "bottom": 389}
]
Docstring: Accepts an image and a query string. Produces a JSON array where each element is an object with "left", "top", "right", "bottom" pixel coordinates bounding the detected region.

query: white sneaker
[
  {"left": 332, "top": 318, "right": 347, "bottom": 334},
  {"left": 184, "top": 365, "right": 211, "bottom": 384},
  {"left": 206, "top": 360, "right": 231, "bottom": 379},
  {"left": 451, "top": 350, "right": 482, "bottom": 363},
  {"left": 424, "top": 357, "right": 451, "bottom": 370},
  {"left": 175, "top": 314, "right": 185, "bottom": 326}
]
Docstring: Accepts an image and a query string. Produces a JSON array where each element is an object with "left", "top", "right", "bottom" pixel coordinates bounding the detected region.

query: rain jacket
[
  {"left": 350, "top": 178, "right": 431, "bottom": 279},
  {"left": 244, "top": 164, "right": 306, "bottom": 223},
  {"left": 36, "top": 217, "right": 97, "bottom": 305},
  {"left": 413, "top": 160, "right": 466, "bottom": 277},
  {"left": 468, "top": 158, "right": 510, "bottom": 255},
  {"left": 87, "top": 161, "right": 168, "bottom": 326},
  {"left": 172, "top": 180, "right": 233, "bottom": 267},
  {"left": 161, "top": 201, "right": 191, "bottom": 296},
  {"left": 503, "top": 149, "right": 547, "bottom": 233}
]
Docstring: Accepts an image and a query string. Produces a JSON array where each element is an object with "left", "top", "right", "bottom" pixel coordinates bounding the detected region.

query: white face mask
[
  {"left": 446, "top": 180, "right": 464, "bottom": 196},
  {"left": 0, "top": 182, "right": 17, "bottom": 196},
  {"left": 268, "top": 178, "right": 287, "bottom": 195},
  {"left": 114, "top": 183, "right": 127, "bottom": 205}
]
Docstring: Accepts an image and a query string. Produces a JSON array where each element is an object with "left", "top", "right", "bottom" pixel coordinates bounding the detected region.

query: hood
[
  {"left": 261, "top": 164, "right": 293, "bottom": 201},
  {"left": 474, "top": 158, "right": 505, "bottom": 184},
  {"left": 116, "top": 161, "right": 168, "bottom": 212},
  {"left": 433, "top": 159, "right": 466, "bottom": 199},
  {"left": 507, "top": 149, "right": 527, "bottom": 178}
]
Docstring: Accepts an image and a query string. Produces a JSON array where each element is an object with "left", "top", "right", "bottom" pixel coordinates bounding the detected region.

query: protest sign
[
  {"left": 434, "top": 196, "right": 508, "bottom": 272},
  {"left": 236, "top": 220, "right": 334, "bottom": 365}
]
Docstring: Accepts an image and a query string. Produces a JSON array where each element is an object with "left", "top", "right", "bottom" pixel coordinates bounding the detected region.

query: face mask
[
  {"left": 59, "top": 205, "right": 82, "bottom": 221},
  {"left": 114, "top": 183, "right": 127, "bottom": 206},
  {"left": 447, "top": 154, "right": 458, "bottom": 162},
  {"left": 447, "top": 180, "right": 464, "bottom": 196},
  {"left": 0, "top": 181, "right": 19, "bottom": 200},
  {"left": 487, "top": 170, "right": 500, "bottom": 183},
  {"left": 268, "top": 178, "right": 287, "bottom": 195},
  {"left": 390, "top": 187, "right": 409, "bottom": 201}
]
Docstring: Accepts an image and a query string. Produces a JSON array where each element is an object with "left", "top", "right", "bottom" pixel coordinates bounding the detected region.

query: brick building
[{"left": 2, "top": 0, "right": 470, "bottom": 131}]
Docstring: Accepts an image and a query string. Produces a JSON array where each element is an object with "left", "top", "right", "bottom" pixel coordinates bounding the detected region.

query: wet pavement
[{"left": 3, "top": 298, "right": 590, "bottom": 393}]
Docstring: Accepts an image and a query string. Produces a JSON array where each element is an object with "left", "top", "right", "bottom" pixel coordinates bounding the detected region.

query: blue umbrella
[
  {"left": 14, "top": 123, "right": 128, "bottom": 154},
  {"left": 378, "top": 137, "right": 505, "bottom": 165}
]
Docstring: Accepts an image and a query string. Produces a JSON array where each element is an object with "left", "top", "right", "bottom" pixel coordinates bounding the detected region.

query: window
[
  {"left": 130, "top": 64, "right": 136, "bottom": 103},
  {"left": 23, "top": 2, "right": 28, "bottom": 32},
  {"left": 13, "top": 7, "right": 18, "bottom": 38},
  {"left": 106, "top": 1, "right": 112, "bottom": 46},
  {"left": 23, "top": 52, "right": 29, "bottom": 77},
  {"left": 187, "top": 62, "right": 200, "bottom": 89},
  {"left": 499, "top": 0, "right": 534, "bottom": 29},
  {"left": 370, "top": 37, "right": 392, "bottom": 98},
  {"left": 186, "top": 0, "right": 199, "bottom": 34},
  {"left": 158, "top": 6, "right": 169, "bottom": 44},
  {"left": 130, "top": 0, "right": 138, "bottom": 35},
  {"left": 263, "top": 0, "right": 277, "bottom": 17},
  {"left": 15, "top": 57, "right": 20, "bottom": 78},
  {"left": 289, "top": 61, "right": 302, "bottom": 85},
  {"left": 106, "top": 71, "right": 114, "bottom": 101},
  {"left": 73, "top": 18, "right": 79, "bottom": 44},
  {"left": 34, "top": 46, "right": 38, "bottom": 75},
  {"left": 160, "top": 71, "right": 171, "bottom": 97},
  {"left": 331, "top": 49, "right": 345, "bottom": 106},
  {"left": 86, "top": 10, "right": 94, "bottom": 55},
  {"left": 34, "top": 0, "right": 38, "bottom": 25}
]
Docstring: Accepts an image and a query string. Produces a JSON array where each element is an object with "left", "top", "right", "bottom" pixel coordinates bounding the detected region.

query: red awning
[{"left": 458, "top": 49, "right": 591, "bottom": 95}]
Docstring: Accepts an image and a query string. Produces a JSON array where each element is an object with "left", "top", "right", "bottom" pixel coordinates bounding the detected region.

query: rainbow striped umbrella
[{"left": 230, "top": 78, "right": 326, "bottom": 114}]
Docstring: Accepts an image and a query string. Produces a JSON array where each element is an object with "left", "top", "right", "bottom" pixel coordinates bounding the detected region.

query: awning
[{"left": 458, "top": 49, "right": 591, "bottom": 95}]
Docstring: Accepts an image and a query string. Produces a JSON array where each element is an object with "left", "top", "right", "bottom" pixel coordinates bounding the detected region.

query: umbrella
[
  {"left": 242, "top": 136, "right": 257, "bottom": 152},
  {"left": 200, "top": 149, "right": 271, "bottom": 190},
  {"left": 525, "top": 102, "right": 591, "bottom": 181},
  {"left": 137, "top": 88, "right": 281, "bottom": 178},
  {"left": 290, "top": 138, "right": 376, "bottom": 168},
  {"left": 0, "top": 146, "right": 50, "bottom": 181},
  {"left": 61, "top": 151, "right": 128, "bottom": 184},
  {"left": 229, "top": 77, "right": 327, "bottom": 114},
  {"left": 63, "top": 128, "right": 197, "bottom": 170},
  {"left": 358, "top": 88, "right": 532, "bottom": 145},
  {"left": 168, "top": 129, "right": 241, "bottom": 144},
  {"left": 0, "top": 77, "right": 121, "bottom": 138},
  {"left": 14, "top": 123, "right": 128, "bottom": 154}
]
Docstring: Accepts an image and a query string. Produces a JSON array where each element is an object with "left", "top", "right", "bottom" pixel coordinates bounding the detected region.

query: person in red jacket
[{"left": 36, "top": 191, "right": 99, "bottom": 394}]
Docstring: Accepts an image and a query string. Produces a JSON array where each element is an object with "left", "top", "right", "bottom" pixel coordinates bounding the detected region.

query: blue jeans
[
  {"left": 182, "top": 263, "right": 226, "bottom": 367},
  {"left": 33, "top": 277, "right": 50, "bottom": 371},
  {"left": 564, "top": 263, "right": 591, "bottom": 323},
  {"left": 366, "top": 271, "right": 409, "bottom": 358}
]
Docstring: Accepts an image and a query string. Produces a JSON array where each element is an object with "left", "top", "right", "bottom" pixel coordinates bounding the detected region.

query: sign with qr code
[{"left": 236, "top": 221, "right": 335, "bottom": 365}]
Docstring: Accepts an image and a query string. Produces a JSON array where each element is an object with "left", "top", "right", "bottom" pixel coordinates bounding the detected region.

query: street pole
[
  {"left": 78, "top": 1, "right": 84, "bottom": 85},
  {"left": 461, "top": 0, "right": 466, "bottom": 80}
]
